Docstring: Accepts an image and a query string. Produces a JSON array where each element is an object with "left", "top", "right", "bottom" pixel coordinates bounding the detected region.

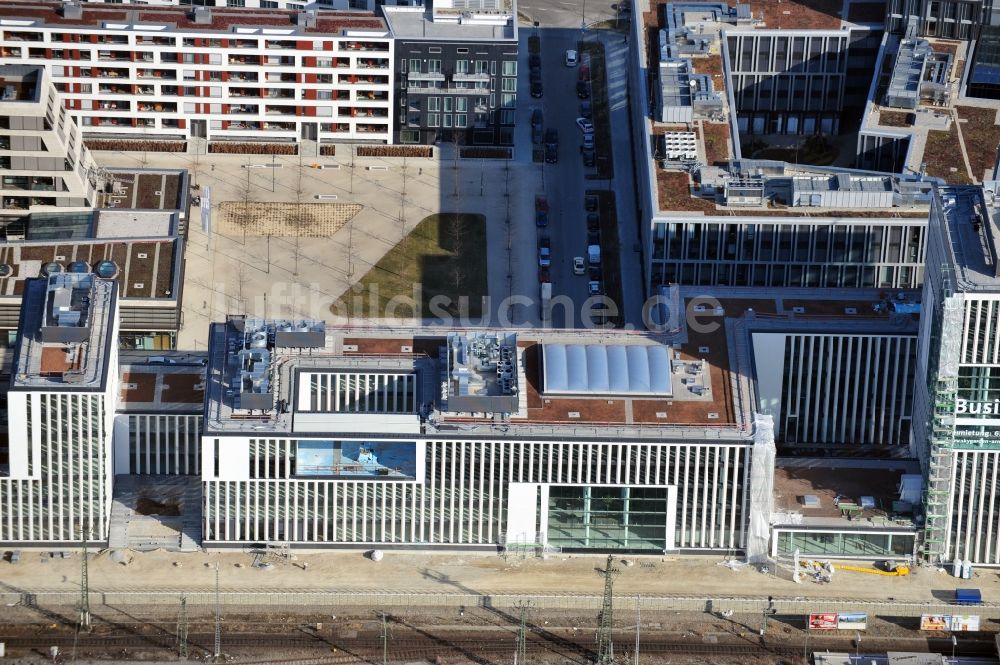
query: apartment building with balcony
[
  {"left": 0, "top": 2, "right": 394, "bottom": 149},
  {"left": 0, "top": 65, "right": 96, "bottom": 219},
  {"left": 383, "top": 0, "right": 517, "bottom": 145}
]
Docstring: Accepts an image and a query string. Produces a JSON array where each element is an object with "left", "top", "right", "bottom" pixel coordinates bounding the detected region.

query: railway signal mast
[{"left": 596, "top": 556, "right": 620, "bottom": 665}]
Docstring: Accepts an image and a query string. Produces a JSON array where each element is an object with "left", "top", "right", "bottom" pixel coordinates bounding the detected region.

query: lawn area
[
  {"left": 702, "top": 122, "right": 731, "bottom": 166},
  {"left": 335, "top": 213, "right": 488, "bottom": 320},
  {"left": 878, "top": 110, "right": 911, "bottom": 128},
  {"left": 924, "top": 124, "right": 973, "bottom": 184},
  {"left": 957, "top": 106, "right": 1000, "bottom": 181}
]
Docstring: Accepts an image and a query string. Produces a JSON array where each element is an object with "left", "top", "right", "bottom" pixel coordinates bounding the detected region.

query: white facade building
[
  {"left": 198, "top": 320, "right": 756, "bottom": 552},
  {"left": 1, "top": 273, "right": 119, "bottom": 543},
  {"left": 0, "top": 64, "right": 97, "bottom": 218}
]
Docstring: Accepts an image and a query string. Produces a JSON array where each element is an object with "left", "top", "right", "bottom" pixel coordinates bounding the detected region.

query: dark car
[
  {"left": 579, "top": 101, "right": 592, "bottom": 119},
  {"left": 531, "top": 109, "right": 544, "bottom": 144},
  {"left": 538, "top": 266, "right": 551, "bottom": 283},
  {"left": 530, "top": 67, "right": 542, "bottom": 82},
  {"left": 587, "top": 212, "right": 600, "bottom": 231},
  {"left": 576, "top": 80, "right": 590, "bottom": 99},
  {"left": 531, "top": 79, "right": 543, "bottom": 98},
  {"left": 539, "top": 234, "right": 551, "bottom": 250},
  {"left": 581, "top": 146, "right": 596, "bottom": 167},
  {"left": 529, "top": 54, "right": 541, "bottom": 69},
  {"left": 587, "top": 231, "right": 600, "bottom": 246},
  {"left": 535, "top": 195, "right": 549, "bottom": 227},
  {"left": 544, "top": 128, "right": 559, "bottom": 163},
  {"left": 589, "top": 266, "right": 602, "bottom": 281},
  {"left": 585, "top": 194, "right": 598, "bottom": 211}
]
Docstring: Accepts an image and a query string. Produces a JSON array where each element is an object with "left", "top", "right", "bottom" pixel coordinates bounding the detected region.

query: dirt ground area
[{"left": 2, "top": 549, "right": 999, "bottom": 604}]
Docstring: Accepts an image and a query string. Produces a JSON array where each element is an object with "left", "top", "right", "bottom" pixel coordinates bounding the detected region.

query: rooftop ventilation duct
[
  {"left": 192, "top": 7, "right": 212, "bottom": 24},
  {"left": 62, "top": 2, "right": 83, "bottom": 20},
  {"left": 296, "top": 10, "right": 318, "bottom": 28}
]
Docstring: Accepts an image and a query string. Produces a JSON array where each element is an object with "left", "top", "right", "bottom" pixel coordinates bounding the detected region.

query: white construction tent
[{"left": 541, "top": 343, "right": 672, "bottom": 396}]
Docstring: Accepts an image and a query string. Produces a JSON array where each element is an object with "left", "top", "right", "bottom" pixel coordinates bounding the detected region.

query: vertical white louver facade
[{"left": 202, "top": 438, "right": 750, "bottom": 551}]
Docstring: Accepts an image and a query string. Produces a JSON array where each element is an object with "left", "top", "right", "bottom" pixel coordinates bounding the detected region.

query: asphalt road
[{"left": 519, "top": 0, "right": 623, "bottom": 29}]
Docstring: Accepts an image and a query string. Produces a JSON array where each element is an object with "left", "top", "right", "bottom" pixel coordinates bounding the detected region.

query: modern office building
[
  {"left": 197, "top": 318, "right": 760, "bottom": 552},
  {"left": 0, "top": 2, "right": 394, "bottom": 149},
  {"left": 383, "top": 0, "right": 518, "bottom": 145},
  {"left": 914, "top": 183, "right": 1000, "bottom": 566},
  {"left": 967, "top": 25, "right": 1000, "bottom": 100},
  {"left": 886, "top": 0, "right": 1000, "bottom": 40},
  {"left": 0, "top": 273, "right": 119, "bottom": 543},
  {"left": 0, "top": 64, "right": 97, "bottom": 219}
]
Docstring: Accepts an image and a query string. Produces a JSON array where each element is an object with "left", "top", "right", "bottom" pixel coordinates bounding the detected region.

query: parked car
[
  {"left": 578, "top": 64, "right": 591, "bottom": 81},
  {"left": 538, "top": 266, "right": 551, "bottom": 283},
  {"left": 585, "top": 194, "right": 599, "bottom": 211},
  {"left": 587, "top": 244, "right": 601, "bottom": 265},
  {"left": 529, "top": 54, "right": 541, "bottom": 69},
  {"left": 535, "top": 195, "right": 549, "bottom": 227},
  {"left": 589, "top": 266, "right": 603, "bottom": 282},
  {"left": 581, "top": 146, "right": 596, "bottom": 167},
  {"left": 539, "top": 234, "right": 551, "bottom": 249},
  {"left": 538, "top": 246, "right": 552, "bottom": 268},
  {"left": 565, "top": 49, "right": 578, "bottom": 67},
  {"left": 531, "top": 79, "right": 543, "bottom": 98},
  {"left": 587, "top": 231, "right": 600, "bottom": 246},
  {"left": 531, "top": 109, "right": 544, "bottom": 144},
  {"left": 587, "top": 213, "right": 600, "bottom": 231},
  {"left": 588, "top": 279, "right": 602, "bottom": 296},
  {"left": 575, "top": 117, "right": 594, "bottom": 134},
  {"left": 530, "top": 67, "right": 541, "bottom": 82},
  {"left": 544, "top": 128, "right": 559, "bottom": 164},
  {"left": 582, "top": 133, "right": 595, "bottom": 150},
  {"left": 579, "top": 101, "right": 592, "bottom": 119},
  {"left": 573, "top": 256, "right": 586, "bottom": 275},
  {"left": 576, "top": 81, "right": 590, "bottom": 99}
]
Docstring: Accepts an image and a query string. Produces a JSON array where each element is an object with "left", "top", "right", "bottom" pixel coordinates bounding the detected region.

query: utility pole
[
  {"left": 596, "top": 555, "right": 620, "bottom": 665},
  {"left": 177, "top": 596, "right": 189, "bottom": 660},
  {"left": 213, "top": 562, "right": 221, "bottom": 660},
  {"left": 514, "top": 601, "right": 531, "bottom": 665},
  {"left": 380, "top": 611, "right": 391, "bottom": 665},
  {"left": 634, "top": 595, "right": 640, "bottom": 665},
  {"left": 79, "top": 521, "right": 90, "bottom": 631}
]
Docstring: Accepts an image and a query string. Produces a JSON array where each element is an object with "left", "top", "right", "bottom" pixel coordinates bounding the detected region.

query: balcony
[
  {"left": 136, "top": 52, "right": 154, "bottom": 63},
  {"left": 0, "top": 48, "right": 22, "bottom": 58},
  {"left": 266, "top": 105, "right": 297, "bottom": 116},
  {"left": 137, "top": 36, "right": 175, "bottom": 46},
  {"left": 264, "top": 89, "right": 295, "bottom": 99},
  {"left": 95, "top": 100, "right": 130, "bottom": 112},
  {"left": 137, "top": 102, "right": 177, "bottom": 113},
  {"left": 138, "top": 69, "right": 176, "bottom": 80},
  {"left": 136, "top": 118, "right": 155, "bottom": 128},
  {"left": 265, "top": 40, "right": 297, "bottom": 50},
  {"left": 0, "top": 137, "right": 8, "bottom": 150},
  {"left": 225, "top": 121, "right": 262, "bottom": 131},
  {"left": 341, "top": 41, "right": 388, "bottom": 52},
  {"left": 356, "top": 123, "right": 388, "bottom": 134},
  {"left": 338, "top": 74, "right": 389, "bottom": 86},
  {"left": 265, "top": 73, "right": 297, "bottom": 83},
  {"left": 230, "top": 88, "right": 262, "bottom": 98},
  {"left": 356, "top": 58, "right": 389, "bottom": 70},
  {"left": 89, "top": 116, "right": 132, "bottom": 127},
  {"left": 355, "top": 90, "right": 389, "bottom": 102},
  {"left": 228, "top": 72, "right": 259, "bottom": 83},
  {"left": 233, "top": 39, "right": 259, "bottom": 49},
  {"left": 2, "top": 197, "right": 29, "bottom": 210},
  {"left": 321, "top": 123, "right": 351, "bottom": 133},
  {"left": 96, "top": 35, "right": 128, "bottom": 45},
  {"left": 4, "top": 32, "right": 43, "bottom": 42},
  {"left": 264, "top": 56, "right": 295, "bottom": 67},
  {"left": 95, "top": 68, "right": 128, "bottom": 79},
  {"left": 2, "top": 177, "right": 57, "bottom": 192},
  {"left": 229, "top": 104, "right": 259, "bottom": 114},
  {"left": 339, "top": 107, "right": 388, "bottom": 119},
  {"left": 97, "top": 51, "right": 131, "bottom": 62},
  {"left": 97, "top": 84, "right": 134, "bottom": 95},
  {"left": 229, "top": 55, "right": 262, "bottom": 66}
]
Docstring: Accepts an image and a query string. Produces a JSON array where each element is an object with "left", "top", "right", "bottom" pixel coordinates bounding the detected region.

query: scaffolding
[
  {"left": 746, "top": 413, "right": 776, "bottom": 566},
  {"left": 923, "top": 268, "right": 964, "bottom": 563}
]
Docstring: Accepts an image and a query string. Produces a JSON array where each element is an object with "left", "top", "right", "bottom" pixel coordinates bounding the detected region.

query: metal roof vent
[
  {"left": 62, "top": 2, "right": 83, "bottom": 20},
  {"left": 192, "top": 7, "right": 212, "bottom": 24}
]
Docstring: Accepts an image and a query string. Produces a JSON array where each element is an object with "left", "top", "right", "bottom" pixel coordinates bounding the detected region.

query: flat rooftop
[
  {"left": 0, "top": 3, "right": 386, "bottom": 35},
  {"left": 382, "top": 6, "right": 515, "bottom": 41},
  {"left": 98, "top": 170, "right": 186, "bottom": 213},
  {"left": 118, "top": 351, "right": 208, "bottom": 413},
  {"left": 0, "top": 64, "right": 42, "bottom": 105},
  {"left": 203, "top": 319, "right": 746, "bottom": 440},
  {"left": 773, "top": 458, "right": 920, "bottom": 530},
  {"left": 936, "top": 184, "right": 1000, "bottom": 291},
  {"left": 10, "top": 274, "right": 117, "bottom": 391}
]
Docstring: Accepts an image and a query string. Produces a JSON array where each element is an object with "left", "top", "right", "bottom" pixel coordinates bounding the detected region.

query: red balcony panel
[
  {"left": 303, "top": 56, "right": 316, "bottom": 67},
  {"left": 297, "top": 40, "right": 312, "bottom": 50},
  {"left": 179, "top": 119, "right": 186, "bottom": 129},
  {"left": 303, "top": 88, "right": 316, "bottom": 100},
  {"left": 305, "top": 73, "right": 317, "bottom": 83}
]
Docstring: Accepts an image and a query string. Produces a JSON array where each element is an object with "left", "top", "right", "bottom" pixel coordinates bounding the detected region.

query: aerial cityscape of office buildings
[{"left": 4, "top": 0, "right": 1000, "bottom": 658}]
